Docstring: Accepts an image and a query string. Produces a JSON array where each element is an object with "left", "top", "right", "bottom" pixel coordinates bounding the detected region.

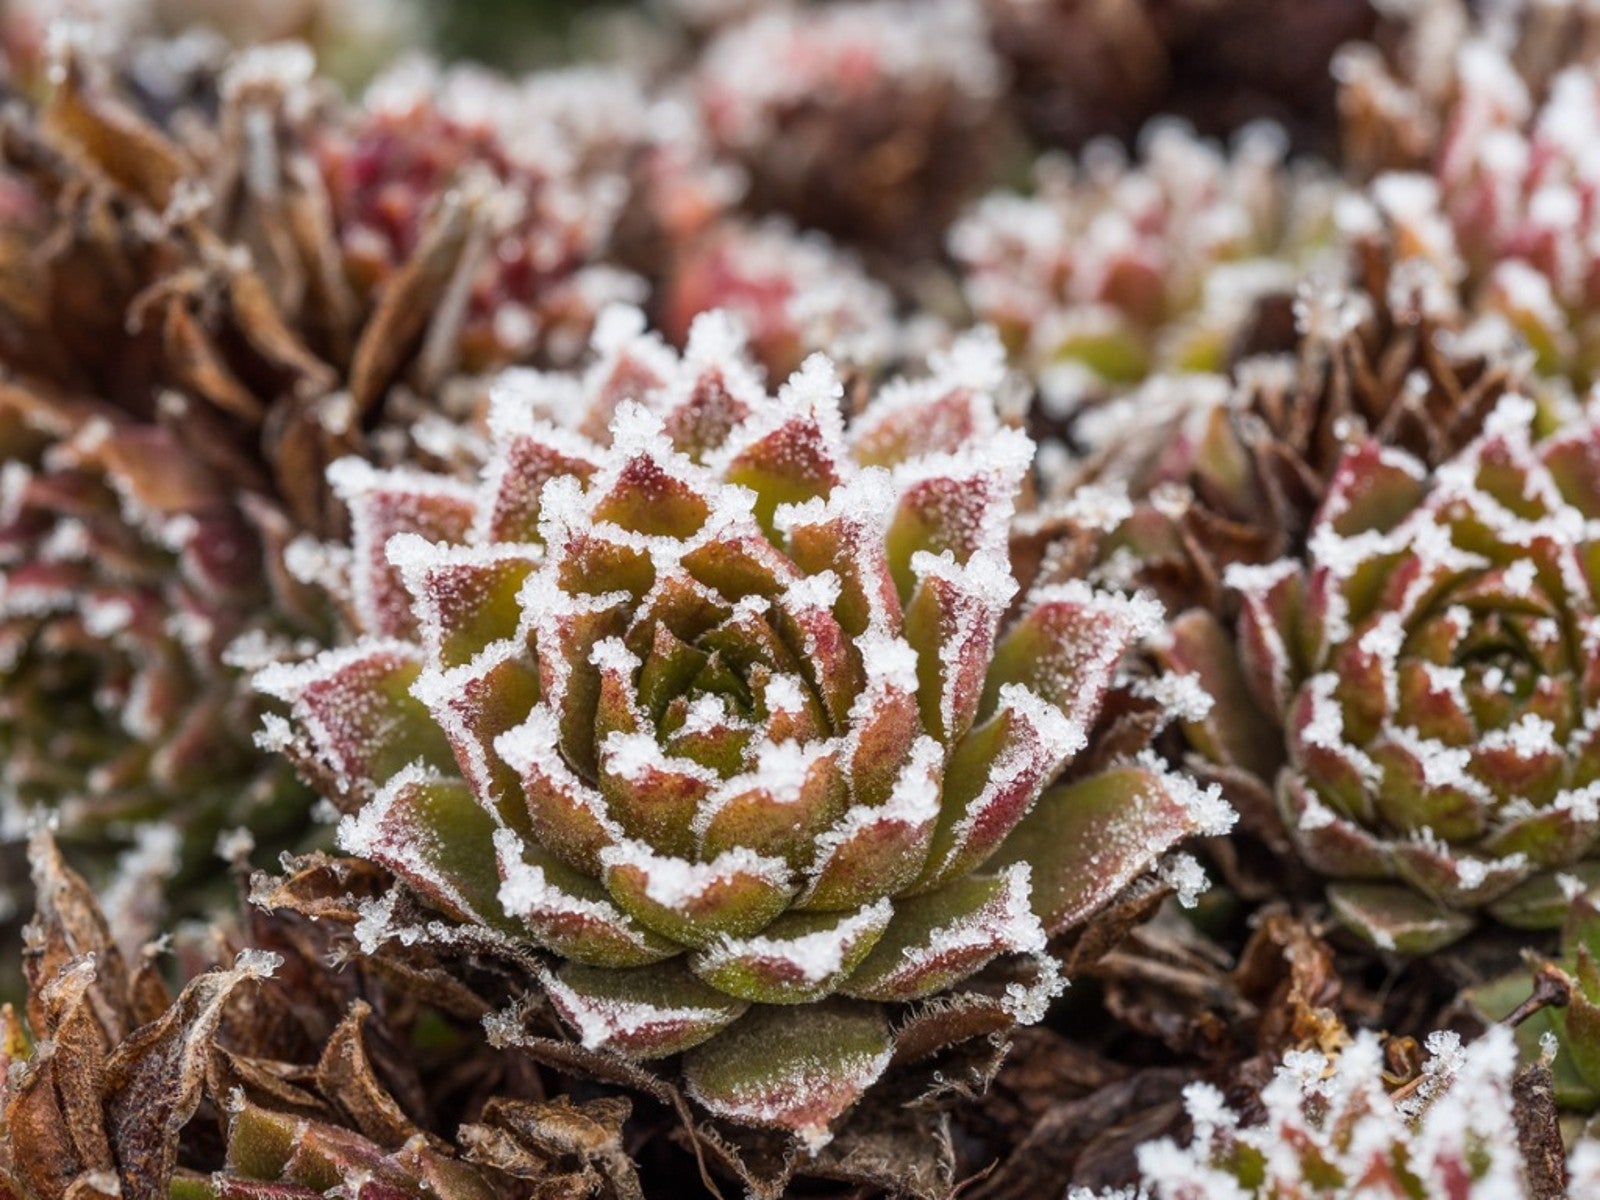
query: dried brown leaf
[
  {"left": 966, "top": 1069, "right": 1190, "bottom": 1200},
  {"left": 346, "top": 190, "right": 482, "bottom": 418},
  {"left": 4, "top": 958, "right": 118, "bottom": 1200},
  {"left": 23, "top": 832, "right": 130, "bottom": 1047},
  {"left": 100, "top": 951, "right": 279, "bottom": 1200},
  {"left": 314, "top": 1001, "right": 423, "bottom": 1149},
  {"left": 41, "top": 54, "right": 189, "bottom": 211},
  {"left": 460, "top": 1096, "right": 642, "bottom": 1200}
]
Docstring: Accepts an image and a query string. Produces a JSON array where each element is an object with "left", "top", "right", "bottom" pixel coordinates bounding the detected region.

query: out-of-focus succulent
[
  {"left": 1168, "top": 396, "right": 1600, "bottom": 954},
  {"left": 1338, "top": 24, "right": 1600, "bottom": 400},
  {"left": 0, "top": 382, "right": 317, "bottom": 928},
  {"left": 694, "top": 0, "right": 1010, "bottom": 256},
  {"left": 1068, "top": 1027, "right": 1535, "bottom": 1199},
  {"left": 1, "top": 0, "right": 419, "bottom": 96},
  {"left": 1016, "top": 222, "right": 1534, "bottom": 619},
  {"left": 0, "top": 46, "right": 366, "bottom": 941},
  {"left": 983, "top": 0, "right": 1375, "bottom": 157},
  {"left": 659, "top": 216, "right": 900, "bottom": 381},
  {"left": 1337, "top": 0, "right": 1600, "bottom": 182},
  {"left": 0, "top": 42, "right": 725, "bottom": 533},
  {"left": 255, "top": 305, "right": 1231, "bottom": 1149},
  {"left": 950, "top": 121, "right": 1337, "bottom": 428},
  {"left": 0, "top": 42, "right": 451, "bottom": 536},
  {"left": 312, "top": 59, "right": 720, "bottom": 377}
]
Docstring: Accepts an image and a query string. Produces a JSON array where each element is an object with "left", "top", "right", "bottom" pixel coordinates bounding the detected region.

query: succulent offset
[
  {"left": 256, "top": 306, "right": 1230, "bottom": 1145},
  {"left": 1170, "top": 396, "right": 1600, "bottom": 953}
]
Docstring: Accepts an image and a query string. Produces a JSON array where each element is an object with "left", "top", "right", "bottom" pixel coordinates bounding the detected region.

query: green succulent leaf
[
  {"left": 682, "top": 1002, "right": 893, "bottom": 1150},
  {"left": 1327, "top": 882, "right": 1474, "bottom": 955},
  {"left": 545, "top": 960, "right": 749, "bottom": 1059},
  {"left": 988, "top": 764, "right": 1229, "bottom": 934},
  {"left": 257, "top": 312, "right": 1217, "bottom": 1146}
]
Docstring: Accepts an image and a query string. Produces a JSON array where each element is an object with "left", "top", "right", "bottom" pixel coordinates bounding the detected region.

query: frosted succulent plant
[
  {"left": 319, "top": 58, "right": 746, "bottom": 376},
  {"left": 1021, "top": 226, "right": 1533, "bottom": 618},
  {"left": 0, "top": 0, "right": 418, "bottom": 94},
  {"left": 256, "top": 305, "right": 1231, "bottom": 1147},
  {"left": 1168, "top": 395, "right": 1600, "bottom": 953},
  {"left": 695, "top": 0, "right": 1008, "bottom": 254},
  {"left": 1070, "top": 1027, "right": 1533, "bottom": 1199},
  {"left": 315, "top": 60, "right": 659, "bottom": 375},
  {"left": 1337, "top": 0, "right": 1600, "bottom": 182},
  {"left": 659, "top": 216, "right": 900, "bottom": 380},
  {"left": 1339, "top": 31, "right": 1600, "bottom": 399},
  {"left": 0, "top": 383, "right": 316, "bottom": 943},
  {"left": 951, "top": 121, "right": 1336, "bottom": 425}
]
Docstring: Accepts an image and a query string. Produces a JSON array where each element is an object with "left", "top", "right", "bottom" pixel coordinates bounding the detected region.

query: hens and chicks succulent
[{"left": 9, "top": 0, "right": 1600, "bottom": 1197}]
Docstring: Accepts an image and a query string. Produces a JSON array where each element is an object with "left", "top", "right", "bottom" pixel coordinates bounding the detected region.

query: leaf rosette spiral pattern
[
  {"left": 257, "top": 307, "right": 1228, "bottom": 1145},
  {"left": 1174, "top": 396, "right": 1600, "bottom": 952}
]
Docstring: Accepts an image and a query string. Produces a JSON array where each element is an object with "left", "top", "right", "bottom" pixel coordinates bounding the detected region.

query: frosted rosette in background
[
  {"left": 1341, "top": 12, "right": 1600, "bottom": 401},
  {"left": 694, "top": 0, "right": 1010, "bottom": 256},
  {"left": 1169, "top": 395, "right": 1600, "bottom": 953},
  {"left": 659, "top": 216, "right": 900, "bottom": 381},
  {"left": 951, "top": 121, "right": 1337, "bottom": 428}
]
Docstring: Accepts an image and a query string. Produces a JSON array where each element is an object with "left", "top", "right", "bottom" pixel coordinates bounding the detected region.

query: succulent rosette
[
  {"left": 0, "top": 379, "right": 318, "bottom": 946},
  {"left": 950, "top": 121, "right": 1337, "bottom": 425},
  {"left": 1338, "top": 30, "right": 1600, "bottom": 401},
  {"left": 1171, "top": 395, "right": 1600, "bottom": 953},
  {"left": 314, "top": 61, "right": 660, "bottom": 375},
  {"left": 256, "top": 306, "right": 1230, "bottom": 1146}
]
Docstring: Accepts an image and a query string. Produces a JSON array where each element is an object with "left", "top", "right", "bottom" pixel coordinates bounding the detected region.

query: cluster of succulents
[{"left": 15, "top": 0, "right": 1600, "bottom": 1197}]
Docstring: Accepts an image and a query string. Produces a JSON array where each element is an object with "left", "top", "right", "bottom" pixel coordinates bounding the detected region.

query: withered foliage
[
  {"left": 0, "top": 45, "right": 495, "bottom": 540},
  {"left": 1, "top": 834, "right": 646, "bottom": 1200}
]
